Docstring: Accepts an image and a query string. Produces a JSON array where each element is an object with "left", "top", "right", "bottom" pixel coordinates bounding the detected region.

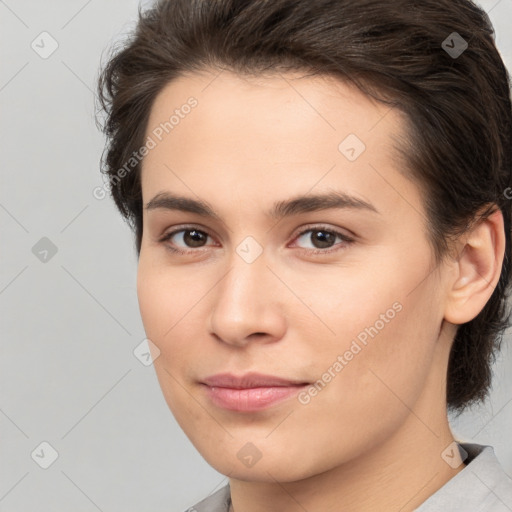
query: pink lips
[{"left": 201, "top": 372, "right": 309, "bottom": 412}]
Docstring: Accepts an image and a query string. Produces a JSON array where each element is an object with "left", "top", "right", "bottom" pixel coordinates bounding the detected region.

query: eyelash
[{"left": 158, "top": 225, "right": 354, "bottom": 256}]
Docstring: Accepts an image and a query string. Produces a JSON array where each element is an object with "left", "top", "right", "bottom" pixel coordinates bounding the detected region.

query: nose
[{"left": 208, "top": 250, "right": 287, "bottom": 347}]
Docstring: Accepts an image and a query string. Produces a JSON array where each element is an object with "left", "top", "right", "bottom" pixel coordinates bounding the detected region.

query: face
[{"left": 137, "top": 69, "right": 451, "bottom": 482}]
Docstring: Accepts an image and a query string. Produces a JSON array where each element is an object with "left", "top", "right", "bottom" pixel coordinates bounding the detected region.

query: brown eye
[
  {"left": 160, "top": 227, "right": 212, "bottom": 251},
  {"left": 182, "top": 229, "right": 208, "bottom": 247},
  {"left": 310, "top": 230, "right": 337, "bottom": 248},
  {"left": 292, "top": 226, "right": 354, "bottom": 254}
]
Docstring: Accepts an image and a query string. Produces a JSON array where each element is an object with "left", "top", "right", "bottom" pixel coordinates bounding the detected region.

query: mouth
[{"left": 200, "top": 372, "right": 310, "bottom": 412}]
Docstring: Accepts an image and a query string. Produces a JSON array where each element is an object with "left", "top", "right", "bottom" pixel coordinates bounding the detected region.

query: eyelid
[{"left": 290, "top": 223, "right": 355, "bottom": 242}]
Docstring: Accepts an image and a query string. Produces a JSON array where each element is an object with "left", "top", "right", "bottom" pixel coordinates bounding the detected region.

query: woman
[{"left": 97, "top": 0, "right": 512, "bottom": 510}]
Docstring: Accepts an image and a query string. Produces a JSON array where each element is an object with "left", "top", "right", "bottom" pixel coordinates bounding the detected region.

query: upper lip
[{"left": 201, "top": 372, "right": 309, "bottom": 389}]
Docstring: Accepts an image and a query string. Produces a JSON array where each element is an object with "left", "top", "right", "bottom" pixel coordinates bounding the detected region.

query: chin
[{"left": 194, "top": 439, "right": 330, "bottom": 483}]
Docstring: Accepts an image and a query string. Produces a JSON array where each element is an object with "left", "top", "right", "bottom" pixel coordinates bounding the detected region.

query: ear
[{"left": 444, "top": 207, "right": 505, "bottom": 325}]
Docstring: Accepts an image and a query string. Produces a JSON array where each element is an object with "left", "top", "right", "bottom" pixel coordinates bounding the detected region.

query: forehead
[
  {"left": 144, "top": 68, "right": 404, "bottom": 156},
  {"left": 140, "top": 68, "right": 422, "bottom": 225}
]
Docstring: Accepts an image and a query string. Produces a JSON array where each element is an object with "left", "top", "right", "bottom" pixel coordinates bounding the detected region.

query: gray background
[{"left": 1, "top": 0, "right": 511, "bottom": 510}]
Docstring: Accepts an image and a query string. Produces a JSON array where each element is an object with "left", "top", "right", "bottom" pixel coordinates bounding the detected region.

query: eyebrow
[{"left": 145, "top": 190, "right": 379, "bottom": 219}]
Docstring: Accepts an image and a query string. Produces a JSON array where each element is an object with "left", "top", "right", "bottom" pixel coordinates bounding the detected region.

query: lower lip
[{"left": 202, "top": 384, "right": 308, "bottom": 412}]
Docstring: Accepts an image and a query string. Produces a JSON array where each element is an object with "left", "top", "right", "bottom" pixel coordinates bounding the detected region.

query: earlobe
[{"left": 444, "top": 208, "right": 505, "bottom": 326}]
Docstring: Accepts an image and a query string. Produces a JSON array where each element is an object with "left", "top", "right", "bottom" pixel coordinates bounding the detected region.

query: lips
[
  {"left": 202, "top": 372, "right": 309, "bottom": 388},
  {"left": 200, "top": 372, "right": 310, "bottom": 412}
]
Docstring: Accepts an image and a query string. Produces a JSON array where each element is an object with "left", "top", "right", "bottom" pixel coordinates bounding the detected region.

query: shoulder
[
  {"left": 184, "top": 484, "right": 231, "bottom": 512},
  {"left": 416, "top": 443, "right": 512, "bottom": 511}
]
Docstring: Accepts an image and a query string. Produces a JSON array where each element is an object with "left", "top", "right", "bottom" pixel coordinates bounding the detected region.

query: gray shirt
[{"left": 185, "top": 443, "right": 512, "bottom": 511}]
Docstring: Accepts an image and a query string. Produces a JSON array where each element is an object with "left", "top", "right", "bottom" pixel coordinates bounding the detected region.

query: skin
[{"left": 136, "top": 69, "right": 505, "bottom": 512}]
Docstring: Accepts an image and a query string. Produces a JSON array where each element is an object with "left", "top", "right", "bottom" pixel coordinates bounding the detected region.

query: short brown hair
[{"left": 97, "top": 0, "right": 512, "bottom": 414}]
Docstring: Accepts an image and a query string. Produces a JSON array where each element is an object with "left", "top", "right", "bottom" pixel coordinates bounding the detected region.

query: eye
[
  {"left": 159, "top": 227, "right": 215, "bottom": 254},
  {"left": 291, "top": 225, "right": 354, "bottom": 254},
  {"left": 159, "top": 224, "right": 354, "bottom": 256}
]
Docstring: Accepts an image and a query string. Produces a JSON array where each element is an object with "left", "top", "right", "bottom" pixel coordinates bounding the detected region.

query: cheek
[
  {"left": 270, "top": 295, "right": 441, "bottom": 478},
  {"left": 137, "top": 263, "right": 196, "bottom": 422},
  {"left": 136, "top": 256, "right": 209, "bottom": 390},
  {"left": 341, "top": 292, "right": 438, "bottom": 407},
  {"left": 136, "top": 260, "right": 190, "bottom": 385},
  {"left": 137, "top": 255, "right": 200, "bottom": 343},
  {"left": 294, "top": 255, "right": 441, "bottom": 422},
  {"left": 137, "top": 264, "right": 167, "bottom": 342}
]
